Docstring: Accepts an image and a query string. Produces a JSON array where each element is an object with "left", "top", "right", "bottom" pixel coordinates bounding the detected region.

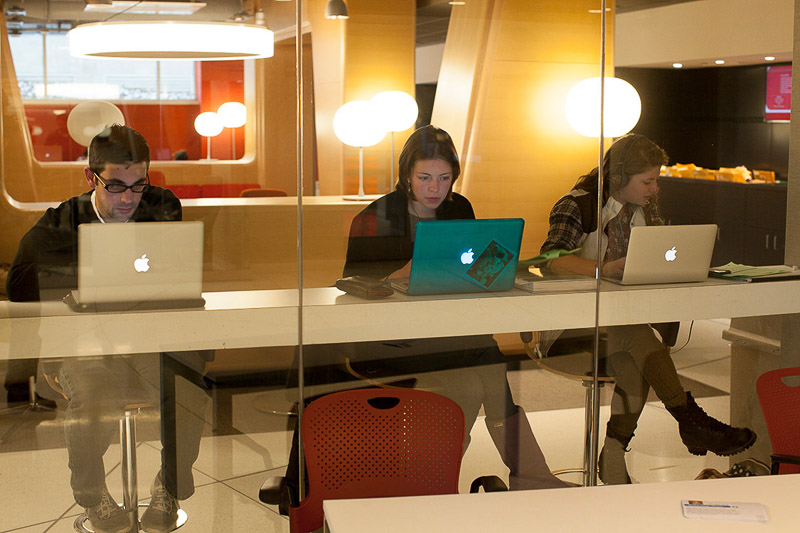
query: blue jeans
[{"left": 58, "top": 352, "right": 208, "bottom": 507}]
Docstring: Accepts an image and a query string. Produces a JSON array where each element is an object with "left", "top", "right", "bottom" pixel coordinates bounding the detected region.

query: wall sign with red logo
[{"left": 765, "top": 65, "right": 791, "bottom": 122}]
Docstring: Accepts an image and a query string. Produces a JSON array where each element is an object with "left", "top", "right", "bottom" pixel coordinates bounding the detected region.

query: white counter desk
[
  {"left": 323, "top": 474, "right": 800, "bottom": 533},
  {"left": 2, "top": 278, "right": 799, "bottom": 359}
]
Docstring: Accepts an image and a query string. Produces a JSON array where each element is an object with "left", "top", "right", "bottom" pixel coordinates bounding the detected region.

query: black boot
[
  {"left": 485, "top": 406, "right": 570, "bottom": 490},
  {"left": 666, "top": 392, "right": 756, "bottom": 457},
  {"left": 598, "top": 425, "right": 633, "bottom": 485}
]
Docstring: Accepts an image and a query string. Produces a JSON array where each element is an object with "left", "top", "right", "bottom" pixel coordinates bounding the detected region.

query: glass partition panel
[
  {"left": 0, "top": 3, "right": 300, "bottom": 531},
  {"left": 297, "top": 0, "right": 605, "bottom": 500},
  {"left": 600, "top": 0, "right": 798, "bottom": 489}
]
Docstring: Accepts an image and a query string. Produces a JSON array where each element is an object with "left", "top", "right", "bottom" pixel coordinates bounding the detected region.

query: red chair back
[
  {"left": 757, "top": 367, "right": 800, "bottom": 474},
  {"left": 289, "top": 388, "right": 464, "bottom": 533},
  {"left": 167, "top": 184, "right": 202, "bottom": 199}
]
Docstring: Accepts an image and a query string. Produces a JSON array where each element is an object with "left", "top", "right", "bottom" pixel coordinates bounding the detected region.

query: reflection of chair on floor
[
  {"left": 0, "top": 375, "right": 57, "bottom": 444},
  {"left": 757, "top": 366, "right": 800, "bottom": 475},
  {"left": 520, "top": 331, "right": 614, "bottom": 486},
  {"left": 260, "top": 389, "right": 506, "bottom": 533},
  {"left": 44, "top": 371, "right": 189, "bottom": 532}
]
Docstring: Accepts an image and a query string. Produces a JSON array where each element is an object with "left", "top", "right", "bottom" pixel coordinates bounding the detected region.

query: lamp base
[{"left": 342, "top": 194, "right": 382, "bottom": 202}]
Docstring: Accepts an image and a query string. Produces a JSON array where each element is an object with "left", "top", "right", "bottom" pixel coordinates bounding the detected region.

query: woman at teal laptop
[
  {"left": 343, "top": 125, "right": 568, "bottom": 490},
  {"left": 540, "top": 133, "right": 756, "bottom": 484}
]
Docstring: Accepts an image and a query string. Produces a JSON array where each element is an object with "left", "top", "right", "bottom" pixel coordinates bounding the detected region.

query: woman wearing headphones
[{"left": 540, "top": 134, "right": 756, "bottom": 484}]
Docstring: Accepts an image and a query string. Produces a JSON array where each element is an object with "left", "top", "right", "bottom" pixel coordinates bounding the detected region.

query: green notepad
[
  {"left": 517, "top": 248, "right": 582, "bottom": 270},
  {"left": 711, "top": 262, "right": 794, "bottom": 279}
]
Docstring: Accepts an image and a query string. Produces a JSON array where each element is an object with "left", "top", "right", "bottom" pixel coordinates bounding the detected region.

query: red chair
[
  {"left": 201, "top": 183, "right": 259, "bottom": 198},
  {"left": 261, "top": 388, "right": 503, "bottom": 533},
  {"left": 167, "top": 184, "right": 202, "bottom": 199},
  {"left": 240, "top": 187, "right": 288, "bottom": 197},
  {"left": 756, "top": 367, "right": 800, "bottom": 474}
]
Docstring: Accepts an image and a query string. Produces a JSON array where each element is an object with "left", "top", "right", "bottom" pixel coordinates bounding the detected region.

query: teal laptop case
[{"left": 405, "top": 218, "right": 524, "bottom": 295}]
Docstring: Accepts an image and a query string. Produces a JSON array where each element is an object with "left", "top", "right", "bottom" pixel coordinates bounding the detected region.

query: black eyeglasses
[{"left": 93, "top": 171, "right": 149, "bottom": 194}]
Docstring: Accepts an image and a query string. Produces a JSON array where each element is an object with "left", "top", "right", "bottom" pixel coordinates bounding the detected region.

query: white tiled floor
[{"left": 0, "top": 319, "right": 741, "bottom": 533}]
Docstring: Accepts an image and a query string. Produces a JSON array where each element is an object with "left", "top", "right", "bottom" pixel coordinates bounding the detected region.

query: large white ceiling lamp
[
  {"left": 565, "top": 77, "right": 641, "bottom": 138},
  {"left": 68, "top": 21, "right": 274, "bottom": 60}
]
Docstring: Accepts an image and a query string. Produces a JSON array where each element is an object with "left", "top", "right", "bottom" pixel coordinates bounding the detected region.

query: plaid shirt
[
  {"left": 540, "top": 191, "right": 664, "bottom": 256},
  {"left": 540, "top": 193, "right": 586, "bottom": 254}
]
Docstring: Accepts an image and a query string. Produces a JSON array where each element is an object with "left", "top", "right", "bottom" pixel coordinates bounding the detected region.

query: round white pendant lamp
[
  {"left": 565, "top": 77, "right": 641, "bottom": 138},
  {"left": 68, "top": 21, "right": 275, "bottom": 60}
]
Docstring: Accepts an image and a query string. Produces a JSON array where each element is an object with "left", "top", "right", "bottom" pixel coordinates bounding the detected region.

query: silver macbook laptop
[
  {"left": 613, "top": 224, "right": 718, "bottom": 285},
  {"left": 65, "top": 221, "right": 205, "bottom": 311}
]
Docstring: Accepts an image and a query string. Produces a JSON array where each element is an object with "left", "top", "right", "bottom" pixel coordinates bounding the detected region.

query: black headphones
[{"left": 609, "top": 134, "right": 643, "bottom": 191}]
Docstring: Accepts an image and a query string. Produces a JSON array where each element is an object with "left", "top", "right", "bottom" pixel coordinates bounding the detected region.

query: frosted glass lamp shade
[
  {"left": 217, "top": 102, "right": 247, "bottom": 128},
  {"left": 371, "top": 91, "right": 418, "bottom": 132},
  {"left": 565, "top": 77, "right": 641, "bottom": 138},
  {"left": 67, "top": 101, "right": 126, "bottom": 146},
  {"left": 333, "top": 100, "right": 386, "bottom": 148},
  {"left": 194, "top": 112, "right": 224, "bottom": 137},
  {"left": 68, "top": 22, "right": 274, "bottom": 60}
]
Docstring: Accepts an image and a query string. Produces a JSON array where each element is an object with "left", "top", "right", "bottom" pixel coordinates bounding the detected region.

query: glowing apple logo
[
  {"left": 460, "top": 248, "right": 474, "bottom": 265},
  {"left": 664, "top": 246, "right": 677, "bottom": 262},
  {"left": 133, "top": 253, "right": 151, "bottom": 273}
]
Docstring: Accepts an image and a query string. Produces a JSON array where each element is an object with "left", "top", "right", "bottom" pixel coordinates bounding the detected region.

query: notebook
[
  {"left": 389, "top": 218, "right": 524, "bottom": 295},
  {"left": 64, "top": 221, "right": 206, "bottom": 312},
  {"left": 612, "top": 224, "right": 718, "bottom": 285}
]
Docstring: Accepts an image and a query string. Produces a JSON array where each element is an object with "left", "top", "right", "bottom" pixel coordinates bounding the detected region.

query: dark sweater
[
  {"left": 6, "top": 187, "right": 182, "bottom": 301},
  {"left": 343, "top": 188, "right": 475, "bottom": 279}
]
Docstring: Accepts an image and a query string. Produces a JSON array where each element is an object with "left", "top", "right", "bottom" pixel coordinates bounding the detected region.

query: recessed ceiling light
[
  {"left": 672, "top": 63, "right": 683, "bottom": 69},
  {"left": 449, "top": 1, "right": 467, "bottom": 5},
  {"left": 84, "top": 1, "right": 206, "bottom": 15},
  {"left": 715, "top": 59, "right": 725, "bottom": 65},
  {"left": 765, "top": 56, "right": 776, "bottom": 61}
]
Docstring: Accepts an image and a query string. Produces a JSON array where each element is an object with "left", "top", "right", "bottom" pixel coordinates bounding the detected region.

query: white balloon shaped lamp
[
  {"left": 333, "top": 100, "right": 387, "bottom": 199},
  {"left": 217, "top": 102, "right": 247, "bottom": 159},
  {"left": 371, "top": 91, "right": 418, "bottom": 185},
  {"left": 565, "top": 77, "right": 641, "bottom": 138},
  {"left": 67, "top": 101, "right": 126, "bottom": 147},
  {"left": 194, "top": 111, "right": 224, "bottom": 160}
]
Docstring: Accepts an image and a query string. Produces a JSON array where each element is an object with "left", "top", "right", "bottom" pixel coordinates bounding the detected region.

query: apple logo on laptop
[
  {"left": 133, "top": 253, "right": 151, "bottom": 273},
  {"left": 460, "top": 248, "right": 474, "bottom": 265},
  {"left": 664, "top": 246, "right": 677, "bottom": 262}
]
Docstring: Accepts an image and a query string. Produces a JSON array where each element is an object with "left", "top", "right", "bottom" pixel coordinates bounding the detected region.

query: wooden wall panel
[{"left": 434, "top": 0, "right": 612, "bottom": 258}]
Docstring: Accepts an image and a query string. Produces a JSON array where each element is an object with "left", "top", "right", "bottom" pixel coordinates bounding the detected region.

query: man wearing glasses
[{"left": 5, "top": 124, "right": 206, "bottom": 533}]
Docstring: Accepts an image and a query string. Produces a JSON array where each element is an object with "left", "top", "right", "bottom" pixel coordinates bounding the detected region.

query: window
[{"left": 9, "top": 32, "right": 196, "bottom": 102}]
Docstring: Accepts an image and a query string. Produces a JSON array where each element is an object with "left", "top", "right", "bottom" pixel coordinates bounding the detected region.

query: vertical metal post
[
  {"left": 588, "top": 0, "right": 608, "bottom": 487},
  {"left": 295, "top": 0, "right": 306, "bottom": 502},
  {"left": 121, "top": 410, "right": 139, "bottom": 521}
]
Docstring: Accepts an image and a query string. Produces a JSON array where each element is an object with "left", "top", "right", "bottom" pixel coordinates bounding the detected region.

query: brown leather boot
[{"left": 485, "top": 406, "right": 571, "bottom": 490}]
